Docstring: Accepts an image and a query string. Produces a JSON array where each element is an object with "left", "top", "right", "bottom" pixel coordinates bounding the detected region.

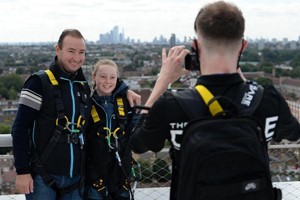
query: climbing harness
[
  {"left": 91, "top": 103, "right": 139, "bottom": 200},
  {"left": 31, "top": 69, "right": 88, "bottom": 197}
]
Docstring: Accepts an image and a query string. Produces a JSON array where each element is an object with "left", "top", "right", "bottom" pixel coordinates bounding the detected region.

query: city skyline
[{"left": 1, "top": 0, "right": 300, "bottom": 43}]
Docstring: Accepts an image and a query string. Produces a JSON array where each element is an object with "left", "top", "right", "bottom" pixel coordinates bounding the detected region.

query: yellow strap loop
[
  {"left": 116, "top": 98, "right": 125, "bottom": 117},
  {"left": 91, "top": 105, "right": 100, "bottom": 123},
  {"left": 195, "top": 85, "right": 223, "bottom": 116},
  {"left": 45, "top": 70, "right": 58, "bottom": 86}
]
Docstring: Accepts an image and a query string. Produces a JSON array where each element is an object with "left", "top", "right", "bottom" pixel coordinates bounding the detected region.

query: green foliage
[
  {"left": 261, "top": 49, "right": 283, "bottom": 63},
  {"left": 152, "top": 158, "right": 171, "bottom": 182},
  {"left": 0, "top": 123, "right": 11, "bottom": 134},
  {"left": 240, "top": 63, "right": 259, "bottom": 72},
  {"left": 29, "top": 66, "right": 41, "bottom": 74},
  {"left": 0, "top": 147, "right": 12, "bottom": 155},
  {"left": 138, "top": 159, "right": 153, "bottom": 183},
  {"left": 16, "top": 67, "right": 25, "bottom": 74},
  {"left": 0, "top": 123, "right": 12, "bottom": 155},
  {"left": 255, "top": 77, "right": 273, "bottom": 85},
  {"left": 123, "top": 64, "right": 135, "bottom": 71},
  {"left": 241, "top": 49, "right": 260, "bottom": 62},
  {"left": 260, "top": 62, "right": 274, "bottom": 74},
  {"left": 0, "top": 73, "right": 24, "bottom": 99}
]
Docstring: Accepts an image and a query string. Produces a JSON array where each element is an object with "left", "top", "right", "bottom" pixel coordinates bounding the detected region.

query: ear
[
  {"left": 55, "top": 44, "right": 60, "bottom": 55},
  {"left": 92, "top": 74, "right": 96, "bottom": 88},
  {"left": 192, "top": 38, "right": 201, "bottom": 56},
  {"left": 241, "top": 39, "right": 248, "bottom": 52}
]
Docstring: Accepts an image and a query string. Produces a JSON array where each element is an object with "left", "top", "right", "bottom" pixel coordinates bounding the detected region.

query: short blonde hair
[
  {"left": 92, "top": 59, "right": 119, "bottom": 90},
  {"left": 93, "top": 59, "right": 119, "bottom": 76}
]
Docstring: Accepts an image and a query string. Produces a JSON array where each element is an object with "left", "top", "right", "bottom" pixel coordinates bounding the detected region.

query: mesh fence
[
  {"left": 1, "top": 102, "right": 300, "bottom": 199},
  {"left": 0, "top": 146, "right": 300, "bottom": 199}
]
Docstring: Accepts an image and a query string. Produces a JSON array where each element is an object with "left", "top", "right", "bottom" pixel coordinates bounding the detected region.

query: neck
[
  {"left": 96, "top": 89, "right": 111, "bottom": 97},
  {"left": 200, "top": 52, "right": 238, "bottom": 75}
]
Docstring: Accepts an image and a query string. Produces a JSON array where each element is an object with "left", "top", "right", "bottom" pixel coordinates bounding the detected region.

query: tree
[
  {"left": 255, "top": 77, "right": 273, "bottom": 85},
  {"left": 0, "top": 73, "right": 24, "bottom": 99},
  {"left": 0, "top": 123, "right": 12, "bottom": 154},
  {"left": 16, "top": 67, "right": 25, "bottom": 74},
  {"left": 0, "top": 123, "right": 11, "bottom": 135},
  {"left": 260, "top": 62, "right": 274, "bottom": 74}
]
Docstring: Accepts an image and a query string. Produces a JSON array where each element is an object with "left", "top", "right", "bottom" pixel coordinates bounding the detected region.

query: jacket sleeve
[
  {"left": 12, "top": 76, "right": 42, "bottom": 174},
  {"left": 129, "top": 114, "right": 149, "bottom": 153},
  {"left": 130, "top": 95, "right": 170, "bottom": 153},
  {"left": 265, "top": 85, "right": 300, "bottom": 142}
]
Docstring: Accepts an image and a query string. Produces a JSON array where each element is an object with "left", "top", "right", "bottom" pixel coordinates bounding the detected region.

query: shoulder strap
[
  {"left": 173, "top": 82, "right": 264, "bottom": 120},
  {"left": 172, "top": 89, "right": 204, "bottom": 120},
  {"left": 195, "top": 83, "right": 264, "bottom": 116},
  {"left": 194, "top": 85, "right": 223, "bottom": 116},
  {"left": 235, "top": 82, "right": 264, "bottom": 115},
  {"left": 45, "top": 69, "right": 59, "bottom": 85}
]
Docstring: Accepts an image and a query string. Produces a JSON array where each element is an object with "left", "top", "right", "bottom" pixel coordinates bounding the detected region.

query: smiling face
[
  {"left": 55, "top": 35, "right": 86, "bottom": 73},
  {"left": 93, "top": 63, "right": 118, "bottom": 96}
]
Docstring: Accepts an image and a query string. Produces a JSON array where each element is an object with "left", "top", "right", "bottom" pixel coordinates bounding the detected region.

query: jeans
[
  {"left": 25, "top": 174, "right": 82, "bottom": 200},
  {"left": 87, "top": 187, "right": 130, "bottom": 200}
]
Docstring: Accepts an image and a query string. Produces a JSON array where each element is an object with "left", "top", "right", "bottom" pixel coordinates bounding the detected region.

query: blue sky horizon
[{"left": 1, "top": 0, "right": 300, "bottom": 43}]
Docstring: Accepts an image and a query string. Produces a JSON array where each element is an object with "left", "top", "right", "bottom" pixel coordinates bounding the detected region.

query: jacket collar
[{"left": 196, "top": 73, "right": 244, "bottom": 86}]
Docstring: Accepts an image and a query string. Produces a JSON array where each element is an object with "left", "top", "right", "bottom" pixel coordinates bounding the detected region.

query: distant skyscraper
[
  {"left": 120, "top": 28, "right": 125, "bottom": 43},
  {"left": 99, "top": 26, "right": 133, "bottom": 44},
  {"left": 113, "top": 26, "right": 119, "bottom": 44},
  {"left": 170, "top": 33, "right": 176, "bottom": 47}
]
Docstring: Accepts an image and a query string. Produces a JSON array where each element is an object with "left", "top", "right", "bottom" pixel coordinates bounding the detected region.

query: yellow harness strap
[
  {"left": 91, "top": 105, "right": 100, "bottom": 123},
  {"left": 195, "top": 85, "right": 223, "bottom": 116},
  {"left": 116, "top": 97, "right": 125, "bottom": 117},
  {"left": 45, "top": 70, "right": 58, "bottom": 86}
]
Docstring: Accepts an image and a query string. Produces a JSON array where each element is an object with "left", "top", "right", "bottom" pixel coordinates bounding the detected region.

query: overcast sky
[{"left": 1, "top": 0, "right": 300, "bottom": 43}]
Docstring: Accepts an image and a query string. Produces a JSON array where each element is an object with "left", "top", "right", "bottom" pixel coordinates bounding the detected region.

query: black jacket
[
  {"left": 86, "top": 81, "right": 138, "bottom": 193},
  {"left": 12, "top": 57, "right": 91, "bottom": 177},
  {"left": 130, "top": 73, "right": 300, "bottom": 200}
]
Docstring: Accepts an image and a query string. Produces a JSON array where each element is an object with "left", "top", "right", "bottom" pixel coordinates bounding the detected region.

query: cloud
[{"left": 1, "top": 0, "right": 300, "bottom": 43}]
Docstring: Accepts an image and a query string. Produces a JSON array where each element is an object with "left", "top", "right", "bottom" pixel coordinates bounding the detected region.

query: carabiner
[{"left": 55, "top": 115, "right": 68, "bottom": 130}]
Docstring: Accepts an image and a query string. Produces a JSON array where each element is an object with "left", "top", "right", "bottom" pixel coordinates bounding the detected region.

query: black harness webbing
[
  {"left": 31, "top": 69, "right": 87, "bottom": 197},
  {"left": 90, "top": 101, "right": 136, "bottom": 200}
]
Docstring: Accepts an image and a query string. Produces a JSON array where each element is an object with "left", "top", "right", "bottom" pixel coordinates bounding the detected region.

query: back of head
[{"left": 194, "top": 1, "right": 244, "bottom": 48}]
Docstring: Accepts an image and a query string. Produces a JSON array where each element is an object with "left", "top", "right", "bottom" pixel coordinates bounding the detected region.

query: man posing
[{"left": 12, "top": 29, "right": 140, "bottom": 200}]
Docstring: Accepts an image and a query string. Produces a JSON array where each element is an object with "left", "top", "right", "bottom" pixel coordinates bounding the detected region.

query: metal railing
[
  {"left": 1, "top": 134, "right": 300, "bottom": 199},
  {"left": 2, "top": 99, "right": 300, "bottom": 199}
]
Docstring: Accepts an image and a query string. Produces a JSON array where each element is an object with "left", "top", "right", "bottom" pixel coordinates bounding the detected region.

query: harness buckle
[
  {"left": 67, "top": 134, "right": 80, "bottom": 144},
  {"left": 92, "top": 178, "right": 106, "bottom": 192}
]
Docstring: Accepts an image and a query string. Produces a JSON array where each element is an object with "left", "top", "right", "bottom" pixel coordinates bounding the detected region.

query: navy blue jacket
[
  {"left": 12, "top": 57, "right": 91, "bottom": 177},
  {"left": 86, "top": 81, "right": 138, "bottom": 193}
]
